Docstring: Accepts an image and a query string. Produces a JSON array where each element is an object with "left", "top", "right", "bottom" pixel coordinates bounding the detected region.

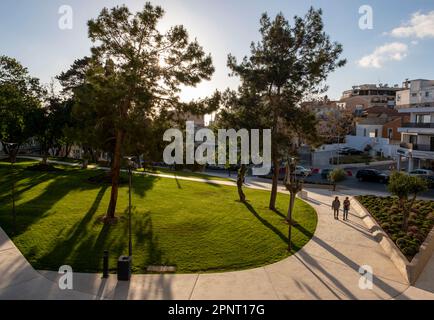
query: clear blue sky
[{"left": 1, "top": 0, "right": 434, "bottom": 100}]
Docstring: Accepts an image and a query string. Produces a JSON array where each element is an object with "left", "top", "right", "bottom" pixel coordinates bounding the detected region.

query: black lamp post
[
  {"left": 116, "top": 156, "right": 135, "bottom": 281},
  {"left": 5, "top": 142, "right": 18, "bottom": 235},
  {"left": 124, "top": 156, "right": 134, "bottom": 257}
]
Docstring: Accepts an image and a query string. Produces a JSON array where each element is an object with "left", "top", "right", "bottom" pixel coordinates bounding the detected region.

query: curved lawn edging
[
  {"left": 0, "top": 160, "right": 318, "bottom": 274},
  {"left": 351, "top": 196, "right": 434, "bottom": 284}
]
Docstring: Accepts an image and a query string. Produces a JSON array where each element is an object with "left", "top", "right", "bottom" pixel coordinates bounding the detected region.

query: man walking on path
[
  {"left": 343, "top": 197, "right": 350, "bottom": 221},
  {"left": 332, "top": 197, "right": 341, "bottom": 220},
  {"left": 344, "top": 197, "right": 351, "bottom": 220}
]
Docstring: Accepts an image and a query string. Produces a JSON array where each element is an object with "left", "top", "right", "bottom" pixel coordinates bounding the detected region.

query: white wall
[
  {"left": 346, "top": 135, "right": 397, "bottom": 158},
  {"left": 316, "top": 144, "right": 341, "bottom": 152},
  {"left": 356, "top": 124, "right": 384, "bottom": 138},
  {"left": 312, "top": 150, "right": 335, "bottom": 167},
  {"left": 397, "top": 89, "right": 410, "bottom": 107}
]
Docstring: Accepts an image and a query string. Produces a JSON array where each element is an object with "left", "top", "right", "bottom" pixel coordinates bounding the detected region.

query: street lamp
[
  {"left": 116, "top": 156, "right": 135, "bottom": 281},
  {"left": 5, "top": 142, "right": 18, "bottom": 235},
  {"left": 124, "top": 156, "right": 134, "bottom": 258}
]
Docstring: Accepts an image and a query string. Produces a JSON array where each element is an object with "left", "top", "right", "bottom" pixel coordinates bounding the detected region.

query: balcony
[
  {"left": 402, "top": 122, "right": 434, "bottom": 128},
  {"left": 400, "top": 142, "right": 434, "bottom": 151}
]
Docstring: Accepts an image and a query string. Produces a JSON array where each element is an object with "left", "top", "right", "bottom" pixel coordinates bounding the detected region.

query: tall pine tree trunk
[
  {"left": 106, "top": 128, "right": 125, "bottom": 220},
  {"left": 42, "top": 148, "right": 49, "bottom": 165},
  {"left": 269, "top": 157, "right": 279, "bottom": 210}
]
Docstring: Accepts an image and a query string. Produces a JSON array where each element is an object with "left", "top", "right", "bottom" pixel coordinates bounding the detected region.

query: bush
[
  {"left": 402, "top": 246, "right": 418, "bottom": 257},
  {"left": 329, "top": 168, "right": 346, "bottom": 190},
  {"left": 381, "top": 222, "right": 391, "bottom": 231},
  {"left": 408, "top": 225, "right": 419, "bottom": 234},
  {"left": 356, "top": 195, "right": 434, "bottom": 261}
]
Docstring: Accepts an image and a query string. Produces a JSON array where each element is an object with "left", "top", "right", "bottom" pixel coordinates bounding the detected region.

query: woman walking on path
[{"left": 332, "top": 197, "right": 341, "bottom": 220}]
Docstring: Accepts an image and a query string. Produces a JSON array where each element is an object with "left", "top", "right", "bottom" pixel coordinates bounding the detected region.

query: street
[{"left": 204, "top": 165, "right": 434, "bottom": 199}]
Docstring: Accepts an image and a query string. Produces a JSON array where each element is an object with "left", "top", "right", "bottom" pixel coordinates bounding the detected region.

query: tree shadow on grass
[
  {"left": 174, "top": 174, "right": 182, "bottom": 189},
  {"left": 30, "top": 171, "right": 158, "bottom": 273},
  {"left": 242, "top": 201, "right": 288, "bottom": 245},
  {"left": 134, "top": 212, "right": 174, "bottom": 270},
  {"left": 269, "top": 206, "right": 316, "bottom": 241},
  {"left": 34, "top": 185, "right": 109, "bottom": 271},
  {"left": 0, "top": 169, "right": 52, "bottom": 203},
  {"left": 131, "top": 174, "right": 159, "bottom": 198},
  {"left": 0, "top": 171, "right": 103, "bottom": 236}
]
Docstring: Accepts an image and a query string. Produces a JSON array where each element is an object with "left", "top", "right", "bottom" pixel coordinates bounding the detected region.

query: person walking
[
  {"left": 343, "top": 197, "right": 350, "bottom": 221},
  {"left": 332, "top": 197, "right": 341, "bottom": 220}
]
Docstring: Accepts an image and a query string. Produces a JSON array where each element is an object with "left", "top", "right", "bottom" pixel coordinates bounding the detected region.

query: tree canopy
[
  {"left": 227, "top": 7, "right": 346, "bottom": 209},
  {"left": 60, "top": 3, "right": 219, "bottom": 220},
  {"left": 0, "top": 55, "right": 44, "bottom": 159}
]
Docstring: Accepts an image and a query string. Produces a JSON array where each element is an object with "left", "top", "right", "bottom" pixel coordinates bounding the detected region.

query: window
[
  {"left": 416, "top": 114, "right": 430, "bottom": 123},
  {"left": 397, "top": 94, "right": 401, "bottom": 102},
  {"left": 412, "top": 93, "right": 417, "bottom": 97},
  {"left": 426, "top": 92, "right": 430, "bottom": 98},
  {"left": 409, "top": 135, "right": 417, "bottom": 144},
  {"left": 374, "top": 129, "right": 379, "bottom": 138},
  {"left": 363, "top": 128, "right": 367, "bottom": 137},
  {"left": 388, "top": 128, "right": 393, "bottom": 139}
]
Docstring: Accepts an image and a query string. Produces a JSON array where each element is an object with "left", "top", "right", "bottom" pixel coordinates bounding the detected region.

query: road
[{"left": 205, "top": 166, "right": 434, "bottom": 200}]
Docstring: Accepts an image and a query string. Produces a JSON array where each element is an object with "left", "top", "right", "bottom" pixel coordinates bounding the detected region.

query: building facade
[
  {"left": 355, "top": 106, "right": 409, "bottom": 143},
  {"left": 338, "top": 84, "right": 402, "bottom": 115},
  {"left": 396, "top": 79, "right": 434, "bottom": 109},
  {"left": 396, "top": 79, "right": 434, "bottom": 171},
  {"left": 397, "top": 106, "right": 434, "bottom": 171}
]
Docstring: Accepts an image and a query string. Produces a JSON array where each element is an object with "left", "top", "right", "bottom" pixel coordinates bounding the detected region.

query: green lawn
[
  {"left": 138, "top": 167, "right": 232, "bottom": 182},
  {"left": 0, "top": 161, "right": 317, "bottom": 274}
]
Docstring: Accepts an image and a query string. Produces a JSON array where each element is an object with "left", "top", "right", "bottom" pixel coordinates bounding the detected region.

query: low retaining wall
[
  {"left": 336, "top": 160, "right": 395, "bottom": 169},
  {"left": 352, "top": 197, "right": 434, "bottom": 285}
]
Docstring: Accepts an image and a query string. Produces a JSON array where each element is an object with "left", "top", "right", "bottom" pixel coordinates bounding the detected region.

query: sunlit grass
[{"left": 0, "top": 161, "right": 317, "bottom": 273}]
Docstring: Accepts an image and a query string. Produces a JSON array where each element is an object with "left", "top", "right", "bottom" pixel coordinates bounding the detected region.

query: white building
[
  {"left": 396, "top": 79, "right": 434, "bottom": 171},
  {"left": 396, "top": 79, "right": 434, "bottom": 109}
]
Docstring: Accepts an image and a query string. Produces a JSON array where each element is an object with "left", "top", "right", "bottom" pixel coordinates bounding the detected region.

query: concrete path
[
  {"left": 396, "top": 249, "right": 434, "bottom": 300},
  {"left": 1, "top": 158, "right": 433, "bottom": 299}
]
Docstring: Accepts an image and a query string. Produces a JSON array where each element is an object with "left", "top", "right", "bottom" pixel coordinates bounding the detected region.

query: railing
[
  {"left": 400, "top": 142, "right": 434, "bottom": 152},
  {"left": 402, "top": 123, "right": 434, "bottom": 128}
]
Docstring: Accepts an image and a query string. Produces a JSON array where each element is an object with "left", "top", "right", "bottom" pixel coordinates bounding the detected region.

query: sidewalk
[{"left": 1, "top": 158, "right": 433, "bottom": 299}]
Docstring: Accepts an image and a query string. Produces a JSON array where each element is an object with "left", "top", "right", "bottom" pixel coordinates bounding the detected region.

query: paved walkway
[{"left": 1, "top": 159, "right": 433, "bottom": 299}]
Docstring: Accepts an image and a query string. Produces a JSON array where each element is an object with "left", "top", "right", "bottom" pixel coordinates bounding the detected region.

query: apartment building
[
  {"left": 396, "top": 79, "right": 434, "bottom": 109},
  {"left": 301, "top": 99, "right": 343, "bottom": 118},
  {"left": 397, "top": 106, "right": 434, "bottom": 171},
  {"left": 356, "top": 106, "right": 409, "bottom": 143},
  {"left": 338, "top": 84, "right": 402, "bottom": 116},
  {"left": 396, "top": 79, "right": 434, "bottom": 171}
]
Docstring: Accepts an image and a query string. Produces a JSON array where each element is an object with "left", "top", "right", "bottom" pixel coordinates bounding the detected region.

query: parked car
[
  {"left": 338, "top": 147, "right": 363, "bottom": 155},
  {"left": 321, "top": 168, "right": 333, "bottom": 179},
  {"left": 294, "top": 166, "right": 311, "bottom": 177},
  {"left": 356, "top": 169, "right": 389, "bottom": 183},
  {"left": 409, "top": 169, "right": 434, "bottom": 177}
]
